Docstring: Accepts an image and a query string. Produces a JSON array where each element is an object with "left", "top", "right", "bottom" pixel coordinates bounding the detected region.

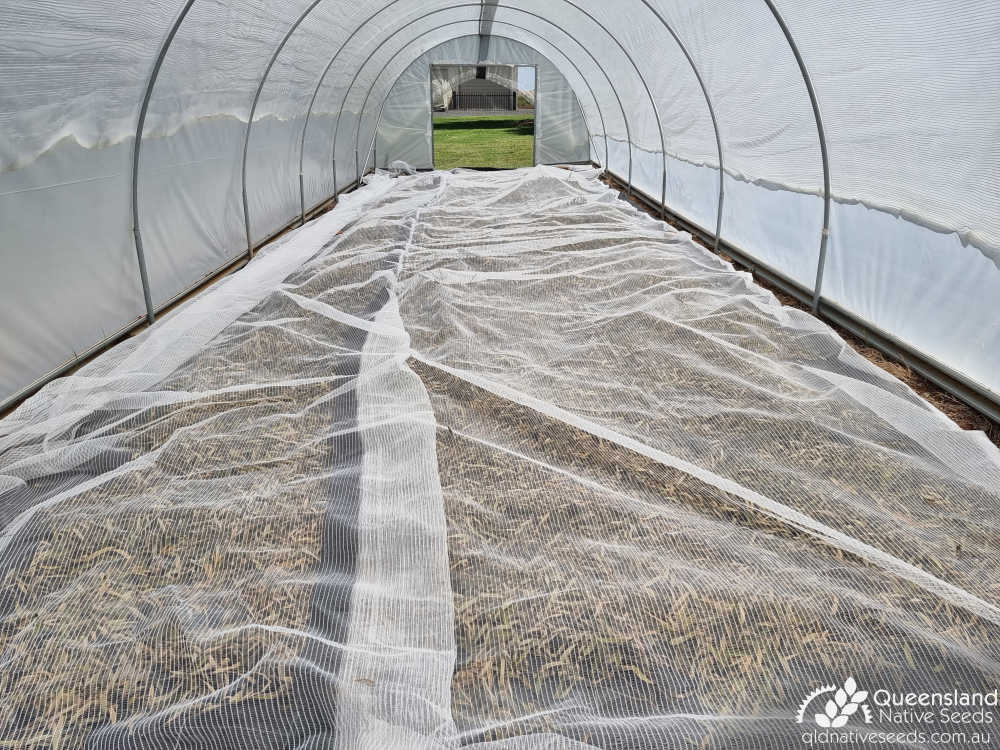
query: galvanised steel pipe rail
[
  {"left": 554, "top": 0, "right": 666, "bottom": 210},
  {"left": 298, "top": 1, "right": 624, "bottom": 222},
  {"left": 333, "top": 0, "right": 652, "bottom": 194},
  {"left": 240, "top": 0, "right": 326, "bottom": 259},
  {"left": 633, "top": 0, "right": 726, "bottom": 251},
  {"left": 358, "top": 22, "right": 610, "bottom": 176},
  {"left": 130, "top": 0, "right": 197, "bottom": 325},
  {"left": 336, "top": 0, "right": 655, "bottom": 199},
  {"left": 351, "top": 9, "right": 618, "bottom": 171},
  {"left": 761, "top": 0, "right": 832, "bottom": 311}
]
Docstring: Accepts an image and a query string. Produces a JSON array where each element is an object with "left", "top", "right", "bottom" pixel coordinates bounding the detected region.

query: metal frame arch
[
  {"left": 350, "top": 21, "right": 483, "bottom": 184},
  {"left": 631, "top": 0, "right": 726, "bottom": 251},
  {"left": 132, "top": 0, "right": 826, "bottom": 313},
  {"left": 360, "top": 28, "right": 606, "bottom": 169},
  {"left": 551, "top": 0, "right": 666, "bottom": 209},
  {"left": 297, "top": 0, "right": 427, "bottom": 217},
  {"left": 446, "top": 22, "right": 612, "bottom": 168},
  {"left": 131, "top": 0, "right": 197, "bottom": 325},
  {"left": 299, "top": 1, "right": 630, "bottom": 221},
  {"left": 353, "top": 24, "right": 536, "bottom": 183},
  {"left": 330, "top": 19, "right": 482, "bottom": 192},
  {"left": 359, "top": 24, "right": 608, "bottom": 176},
  {"left": 761, "top": 0, "right": 832, "bottom": 311},
  {"left": 460, "top": 5, "right": 631, "bottom": 179},
  {"left": 240, "top": 0, "right": 329, "bottom": 258},
  {"left": 354, "top": 22, "right": 487, "bottom": 178},
  {"left": 330, "top": 0, "right": 655, "bottom": 199},
  {"left": 347, "top": 6, "right": 621, "bottom": 171}
]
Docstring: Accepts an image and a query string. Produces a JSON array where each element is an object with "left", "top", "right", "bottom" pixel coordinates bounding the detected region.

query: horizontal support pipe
[
  {"left": 601, "top": 167, "right": 1000, "bottom": 426},
  {"left": 761, "top": 0, "right": 832, "bottom": 313},
  {"left": 0, "top": 176, "right": 368, "bottom": 417}
]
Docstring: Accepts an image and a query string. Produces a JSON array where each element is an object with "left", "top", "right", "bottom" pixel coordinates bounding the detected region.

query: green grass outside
[{"left": 433, "top": 114, "right": 535, "bottom": 170}]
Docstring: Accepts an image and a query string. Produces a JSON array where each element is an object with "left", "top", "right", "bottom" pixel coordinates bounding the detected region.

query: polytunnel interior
[
  {"left": 1, "top": 1, "right": 1000, "bottom": 748},
  {"left": 1, "top": 1, "right": 997, "bottom": 416}
]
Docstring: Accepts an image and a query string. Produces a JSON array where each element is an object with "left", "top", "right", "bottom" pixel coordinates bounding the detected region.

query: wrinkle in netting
[{"left": 0, "top": 166, "right": 999, "bottom": 750}]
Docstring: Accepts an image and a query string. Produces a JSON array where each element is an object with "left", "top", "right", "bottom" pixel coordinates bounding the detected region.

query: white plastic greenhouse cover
[
  {"left": 2, "top": 163, "right": 1000, "bottom": 748},
  {"left": 381, "top": 38, "right": 591, "bottom": 168},
  {"left": 1, "top": 0, "right": 998, "bottom": 416}
]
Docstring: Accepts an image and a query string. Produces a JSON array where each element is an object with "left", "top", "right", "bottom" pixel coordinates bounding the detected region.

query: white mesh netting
[{"left": 1, "top": 166, "right": 999, "bottom": 748}]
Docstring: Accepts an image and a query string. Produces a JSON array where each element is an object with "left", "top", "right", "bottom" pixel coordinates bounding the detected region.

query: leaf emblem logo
[{"left": 812, "top": 677, "right": 869, "bottom": 728}]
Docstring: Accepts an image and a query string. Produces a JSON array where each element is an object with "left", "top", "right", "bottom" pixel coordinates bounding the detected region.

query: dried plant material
[
  {"left": 398, "top": 168, "right": 1000, "bottom": 609},
  {"left": 394, "top": 167, "right": 1000, "bottom": 746},
  {"left": 0, "top": 185, "right": 424, "bottom": 747},
  {"left": 2, "top": 166, "right": 999, "bottom": 750},
  {"left": 417, "top": 359, "right": 1000, "bottom": 746}
]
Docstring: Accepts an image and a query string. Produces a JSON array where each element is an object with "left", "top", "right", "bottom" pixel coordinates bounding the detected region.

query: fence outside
[{"left": 450, "top": 91, "right": 518, "bottom": 111}]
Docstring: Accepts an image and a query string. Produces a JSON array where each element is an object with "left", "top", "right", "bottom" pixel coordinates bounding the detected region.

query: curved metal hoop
[
  {"left": 240, "top": 0, "right": 325, "bottom": 257},
  {"left": 297, "top": 1, "right": 627, "bottom": 220},
  {"left": 362, "top": 20, "right": 608, "bottom": 171},
  {"left": 633, "top": 0, "right": 726, "bottom": 250},
  {"left": 131, "top": 0, "right": 197, "bottom": 324},
  {"left": 551, "top": 0, "right": 664, "bottom": 206},
  {"left": 761, "top": 0, "right": 832, "bottom": 310},
  {"left": 331, "top": 21, "right": 472, "bottom": 191},
  {"left": 357, "top": 24, "right": 606, "bottom": 177},
  {"left": 330, "top": 0, "right": 657, "bottom": 200},
  {"left": 339, "top": 3, "right": 625, "bottom": 176},
  {"left": 296, "top": 0, "right": 419, "bottom": 215},
  {"left": 318, "top": 3, "right": 633, "bottom": 195}
]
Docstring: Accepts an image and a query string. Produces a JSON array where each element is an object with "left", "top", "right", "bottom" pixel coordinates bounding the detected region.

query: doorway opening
[{"left": 431, "top": 64, "right": 536, "bottom": 170}]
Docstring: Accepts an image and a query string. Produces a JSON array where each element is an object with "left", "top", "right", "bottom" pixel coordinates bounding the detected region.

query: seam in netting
[{"left": 407, "top": 352, "right": 1000, "bottom": 628}]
